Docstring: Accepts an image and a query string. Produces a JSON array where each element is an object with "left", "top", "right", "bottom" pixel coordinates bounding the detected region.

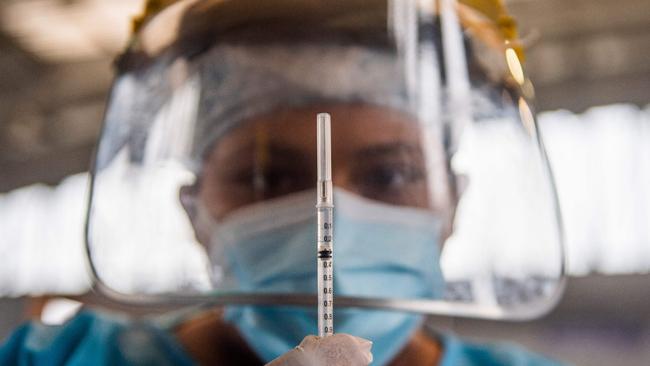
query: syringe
[{"left": 316, "top": 113, "right": 334, "bottom": 338}]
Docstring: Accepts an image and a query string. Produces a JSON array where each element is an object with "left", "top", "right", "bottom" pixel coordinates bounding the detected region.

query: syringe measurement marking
[
  {"left": 317, "top": 207, "right": 334, "bottom": 337},
  {"left": 318, "top": 258, "right": 333, "bottom": 334}
]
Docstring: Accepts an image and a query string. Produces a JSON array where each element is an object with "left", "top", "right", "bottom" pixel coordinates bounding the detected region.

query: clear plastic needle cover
[
  {"left": 318, "top": 113, "right": 332, "bottom": 182},
  {"left": 317, "top": 113, "right": 334, "bottom": 337}
]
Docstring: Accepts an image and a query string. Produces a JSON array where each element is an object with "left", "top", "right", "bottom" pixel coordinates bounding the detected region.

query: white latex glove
[{"left": 266, "top": 334, "right": 373, "bottom": 366}]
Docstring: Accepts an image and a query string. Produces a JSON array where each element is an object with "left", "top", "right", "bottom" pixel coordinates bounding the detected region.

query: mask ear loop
[
  {"left": 183, "top": 190, "right": 234, "bottom": 287},
  {"left": 179, "top": 178, "right": 232, "bottom": 287},
  {"left": 179, "top": 180, "right": 212, "bottom": 240}
]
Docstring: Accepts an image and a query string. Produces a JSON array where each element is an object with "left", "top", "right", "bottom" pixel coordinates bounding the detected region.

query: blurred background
[{"left": 0, "top": 0, "right": 648, "bottom": 365}]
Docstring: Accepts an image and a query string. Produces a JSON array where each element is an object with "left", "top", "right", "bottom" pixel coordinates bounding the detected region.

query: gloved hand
[{"left": 266, "top": 334, "right": 373, "bottom": 366}]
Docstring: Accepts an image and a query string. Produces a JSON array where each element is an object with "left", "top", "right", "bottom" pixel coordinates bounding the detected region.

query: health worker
[{"left": 0, "top": 0, "right": 567, "bottom": 365}]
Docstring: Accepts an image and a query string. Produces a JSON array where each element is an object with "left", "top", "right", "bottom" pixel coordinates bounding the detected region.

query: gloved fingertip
[
  {"left": 365, "top": 351, "right": 374, "bottom": 364},
  {"left": 353, "top": 336, "right": 373, "bottom": 348},
  {"left": 299, "top": 335, "right": 319, "bottom": 346}
]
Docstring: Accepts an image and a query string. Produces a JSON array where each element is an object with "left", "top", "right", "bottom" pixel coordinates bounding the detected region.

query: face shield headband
[
  {"left": 190, "top": 43, "right": 412, "bottom": 167},
  {"left": 174, "top": 41, "right": 510, "bottom": 174}
]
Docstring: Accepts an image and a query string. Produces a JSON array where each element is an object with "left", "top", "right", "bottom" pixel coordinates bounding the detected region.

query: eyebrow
[
  {"left": 212, "top": 141, "right": 422, "bottom": 172},
  {"left": 217, "top": 141, "right": 311, "bottom": 166}
]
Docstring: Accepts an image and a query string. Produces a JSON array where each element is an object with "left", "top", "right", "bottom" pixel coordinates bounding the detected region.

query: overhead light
[{"left": 1, "top": 0, "right": 144, "bottom": 62}]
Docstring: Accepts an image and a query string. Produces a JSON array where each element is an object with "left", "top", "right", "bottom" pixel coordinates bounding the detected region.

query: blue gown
[{"left": 0, "top": 310, "right": 565, "bottom": 366}]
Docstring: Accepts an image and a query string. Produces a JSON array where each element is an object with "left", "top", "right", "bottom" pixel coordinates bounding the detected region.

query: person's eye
[
  {"left": 260, "top": 167, "right": 312, "bottom": 198},
  {"left": 355, "top": 163, "right": 425, "bottom": 197},
  {"left": 227, "top": 165, "right": 311, "bottom": 199}
]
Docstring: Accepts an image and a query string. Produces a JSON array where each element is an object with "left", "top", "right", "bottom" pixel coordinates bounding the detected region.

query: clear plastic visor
[{"left": 87, "top": 0, "right": 565, "bottom": 320}]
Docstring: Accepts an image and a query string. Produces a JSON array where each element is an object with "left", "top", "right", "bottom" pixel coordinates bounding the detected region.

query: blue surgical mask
[{"left": 210, "top": 189, "right": 444, "bottom": 365}]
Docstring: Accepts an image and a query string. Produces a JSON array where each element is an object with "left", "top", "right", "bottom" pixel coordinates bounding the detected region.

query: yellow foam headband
[
  {"left": 131, "top": 0, "right": 521, "bottom": 57},
  {"left": 132, "top": 0, "right": 180, "bottom": 33}
]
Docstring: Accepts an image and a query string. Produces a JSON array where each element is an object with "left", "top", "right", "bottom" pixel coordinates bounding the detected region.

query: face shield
[{"left": 86, "top": 0, "right": 565, "bottom": 321}]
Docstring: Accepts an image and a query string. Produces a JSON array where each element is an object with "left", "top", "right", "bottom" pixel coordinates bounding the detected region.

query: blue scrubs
[
  {"left": 1, "top": 311, "right": 564, "bottom": 366},
  {"left": 438, "top": 332, "right": 565, "bottom": 366},
  {"left": 0, "top": 312, "right": 193, "bottom": 366}
]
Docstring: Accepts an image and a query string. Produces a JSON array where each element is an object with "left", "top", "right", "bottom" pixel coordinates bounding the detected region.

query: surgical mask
[{"left": 209, "top": 189, "right": 444, "bottom": 365}]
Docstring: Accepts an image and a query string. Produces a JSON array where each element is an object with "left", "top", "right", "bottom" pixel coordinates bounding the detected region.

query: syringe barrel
[
  {"left": 316, "top": 112, "right": 334, "bottom": 337},
  {"left": 317, "top": 206, "right": 334, "bottom": 337}
]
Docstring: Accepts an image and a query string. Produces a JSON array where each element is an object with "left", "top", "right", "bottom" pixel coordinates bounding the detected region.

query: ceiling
[{"left": 0, "top": 0, "right": 649, "bottom": 191}]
